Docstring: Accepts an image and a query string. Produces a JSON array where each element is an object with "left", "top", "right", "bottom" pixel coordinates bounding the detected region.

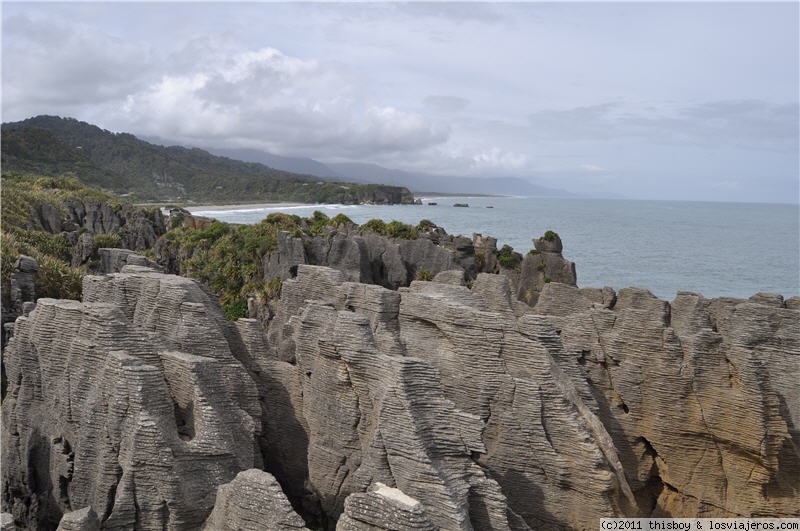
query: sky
[{"left": 2, "top": 1, "right": 798, "bottom": 203}]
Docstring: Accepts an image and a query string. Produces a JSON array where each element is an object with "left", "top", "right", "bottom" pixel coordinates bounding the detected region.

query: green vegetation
[
  {"left": 536, "top": 263, "right": 546, "bottom": 271},
  {"left": 475, "top": 251, "right": 486, "bottom": 269},
  {"left": 544, "top": 277, "right": 551, "bottom": 283},
  {"left": 416, "top": 219, "right": 437, "bottom": 232},
  {"left": 2, "top": 116, "right": 414, "bottom": 204},
  {"left": 544, "top": 230, "right": 557, "bottom": 241},
  {"left": 0, "top": 173, "right": 117, "bottom": 303},
  {"left": 528, "top": 249, "right": 540, "bottom": 255},
  {"left": 497, "top": 244, "right": 516, "bottom": 268},
  {"left": 359, "top": 219, "right": 419, "bottom": 240},
  {"left": 415, "top": 270, "right": 433, "bottom": 281}
]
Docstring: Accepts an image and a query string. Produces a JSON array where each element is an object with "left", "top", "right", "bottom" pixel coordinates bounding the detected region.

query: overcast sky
[{"left": 2, "top": 1, "right": 798, "bottom": 203}]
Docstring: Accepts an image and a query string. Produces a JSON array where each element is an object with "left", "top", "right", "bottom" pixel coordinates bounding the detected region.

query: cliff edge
[{"left": 2, "top": 257, "right": 797, "bottom": 529}]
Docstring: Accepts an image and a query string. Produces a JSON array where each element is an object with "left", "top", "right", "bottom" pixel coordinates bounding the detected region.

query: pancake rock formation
[{"left": 2, "top": 256, "right": 798, "bottom": 529}]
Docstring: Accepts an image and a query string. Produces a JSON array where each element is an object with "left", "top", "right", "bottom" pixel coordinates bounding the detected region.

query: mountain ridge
[{"left": 1, "top": 116, "right": 414, "bottom": 205}]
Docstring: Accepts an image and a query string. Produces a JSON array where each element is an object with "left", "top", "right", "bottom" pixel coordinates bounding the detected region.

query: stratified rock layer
[
  {"left": 534, "top": 284, "right": 800, "bottom": 518},
  {"left": 3, "top": 260, "right": 798, "bottom": 529},
  {"left": 1, "top": 268, "right": 258, "bottom": 529},
  {"left": 201, "top": 469, "right": 308, "bottom": 530}
]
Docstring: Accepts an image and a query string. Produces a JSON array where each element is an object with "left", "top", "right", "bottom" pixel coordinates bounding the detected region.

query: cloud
[
  {"left": 471, "top": 147, "right": 528, "bottom": 171},
  {"left": 423, "top": 95, "right": 470, "bottom": 113},
  {"left": 527, "top": 100, "right": 799, "bottom": 153},
  {"left": 112, "top": 43, "right": 449, "bottom": 159},
  {"left": 2, "top": 13, "right": 153, "bottom": 119}
]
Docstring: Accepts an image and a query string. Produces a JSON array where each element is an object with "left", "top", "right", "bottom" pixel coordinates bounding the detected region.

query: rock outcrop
[
  {"left": 201, "top": 469, "right": 308, "bottom": 530},
  {"left": 336, "top": 483, "right": 436, "bottom": 531},
  {"left": 3, "top": 257, "right": 798, "bottom": 528},
  {"left": 263, "top": 228, "right": 577, "bottom": 304},
  {"left": 533, "top": 285, "right": 800, "bottom": 517},
  {"left": 2, "top": 267, "right": 259, "bottom": 529}
]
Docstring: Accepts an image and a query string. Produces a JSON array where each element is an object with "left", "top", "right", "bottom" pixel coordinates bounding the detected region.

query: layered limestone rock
[
  {"left": 398, "top": 274, "right": 639, "bottom": 528},
  {"left": 263, "top": 228, "right": 576, "bottom": 309},
  {"left": 201, "top": 469, "right": 308, "bottom": 530},
  {"left": 56, "top": 507, "right": 100, "bottom": 531},
  {"left": 267, "top": 266, "right": 518, "bottom": 529},
  {"left": 265, "top": 229, "right": 462, "bottom": 290},
  {"left": 1, "top": 268, "right": 259, "bottom": 529},
  {"left": 336, "top": 483, "right": 436, "bottom": 531},
  {"left": 3, "top": 247, "right": 797, "bottom": 529},
  {"left": 533, "top": 284, "right": 800, "bottom": 517}
]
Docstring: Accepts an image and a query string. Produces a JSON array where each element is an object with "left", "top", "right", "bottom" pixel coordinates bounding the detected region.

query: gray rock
[
  {"left": 9, "top": 255, "right": 38, "bottom": 313},
  {"left": 56, "top": 507, "right": 100, "bottom": 531},
  {"left": 336, "top": 483, "right": 436, "bottom": 531},
  {"left": 2, "top": 270, "right": 260, "bottom": 528},
  {"left": 71, "top": 232, "right": 95, "bottom": 267},
  {"left": 543, "top": 288, "right": 800, "bottom": 517},
  {"left": 97, "top": 248, "right": 161, "bottom": 274},
  {"left": 0, "top": 513, "right": 15, "bottom": 531},
  {"left": 202, "top": 469, "right": 308, "bottom": 530}
]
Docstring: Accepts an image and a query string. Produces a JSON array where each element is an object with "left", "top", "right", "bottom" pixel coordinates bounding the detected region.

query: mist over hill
[
  {"left": 1, "top": 116, "right": 413, "bottom": 205},
  {"left": 205, "top": 146, "right": 575, "bottom": 197}
]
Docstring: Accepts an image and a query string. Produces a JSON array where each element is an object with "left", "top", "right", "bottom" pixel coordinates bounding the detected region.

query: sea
[{"left": 188, "top": 196, "right": 800, "bottom": 301}]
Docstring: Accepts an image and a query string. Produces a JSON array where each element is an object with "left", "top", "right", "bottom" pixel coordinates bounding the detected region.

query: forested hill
[{"left": 1, "top": 116, "right": 414, "bottom": 205}]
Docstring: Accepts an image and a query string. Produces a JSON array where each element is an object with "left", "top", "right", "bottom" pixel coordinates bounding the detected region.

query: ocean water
[{"left": 189, "top": 196, "right": 800, "bottom": 301}]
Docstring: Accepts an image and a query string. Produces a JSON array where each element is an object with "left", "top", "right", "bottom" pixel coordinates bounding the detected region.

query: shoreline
[{"left": 186, "top": 201, "right": 312, "bottom": 212}]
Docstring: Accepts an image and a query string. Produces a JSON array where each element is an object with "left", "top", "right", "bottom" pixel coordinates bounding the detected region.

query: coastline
[{"left": 186, "top": 201, "right": 312, "bottom": 212}]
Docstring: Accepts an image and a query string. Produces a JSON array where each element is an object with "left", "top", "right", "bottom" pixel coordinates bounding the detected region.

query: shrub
[
  {"left": 329, "top": 213, "right": 353, "bottom": 228},
  {"left": 528, "top": 249, "right": 540, "bottom": 255},
  {"left": 35, "top": 254, "right": 83, "bottom": 300},
  {"left": 544, "top": 277, "right": 551, "bottom": 283},
  {"left": 536, "top": 263, "right": 546, "bottom": 271},
  {"left": 190, "top": 221, "right": 230, "bottom": 243},
  {"left": 415, "top": 269, "right": 433, "bottom": 281},
  {"left": 544, "top": 230, "right": 557, "bottom": 241},
  {"left": 385, "top": 220, "right": 418, "bottom": 240},
  {"left": 94, "top": 233, "right": 122, "bottom": 249},
  {"left": 360, "top": 218, "right": 387, "bottom": 234},
  {"left": 308, "top": 210, "right": 331, "bottom": 234},
  {"left": 497, "top": 244, "right": 516, "bottom": 268},
  {"left": 416, "top": 219, "right": 436, "bottom": 232},
  {"left": 223, "top": 298, "right": 249, "bottom": 320},
  {"left": 265, "top": 212, "right": 301, "bottom": 229}
]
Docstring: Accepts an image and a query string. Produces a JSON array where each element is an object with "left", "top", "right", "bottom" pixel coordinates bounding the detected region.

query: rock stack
[{"left": 2, "top": 248, "right": 798, "bottom": 529}]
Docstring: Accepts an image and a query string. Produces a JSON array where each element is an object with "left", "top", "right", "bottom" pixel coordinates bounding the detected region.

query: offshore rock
[{"left": 202, "top": 469, "right": 308, "bottom": 530}]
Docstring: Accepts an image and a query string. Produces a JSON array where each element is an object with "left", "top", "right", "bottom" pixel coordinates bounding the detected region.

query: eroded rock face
[
  {"left": 533, "top": 285, "right": 800, "bottom": 517},
  {"left": 2, "top": 259, "right": 797, "bottom": 529},
  {"left": 336, "top": 483, "right": 436, "bottom": 531},
  {"left": 1, "top": 269, "right": 258, "bottom": 529},
  {"left": 202, "top": 469, "right": 308, "bottom": 530}
]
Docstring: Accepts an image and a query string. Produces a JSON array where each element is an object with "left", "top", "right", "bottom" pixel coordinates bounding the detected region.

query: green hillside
[{"left": 1, "top": 116, "right": 414, "bottom": 205}]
